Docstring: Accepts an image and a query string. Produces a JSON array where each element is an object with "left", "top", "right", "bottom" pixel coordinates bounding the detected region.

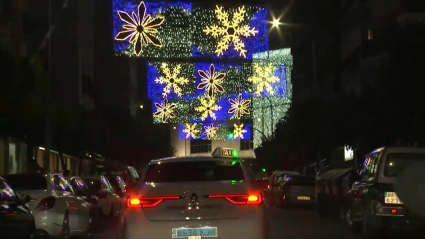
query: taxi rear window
[
  {"left": 144, "top": 160, "right": 245, "bottom": 183},
  {"left": 384, "top": 153, "right": 425, "bottom": 177}
]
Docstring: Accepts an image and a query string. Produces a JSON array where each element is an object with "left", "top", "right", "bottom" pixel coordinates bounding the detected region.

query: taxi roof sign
[{"left": 212, "top": 147, "right": 239, "bottom": 158}]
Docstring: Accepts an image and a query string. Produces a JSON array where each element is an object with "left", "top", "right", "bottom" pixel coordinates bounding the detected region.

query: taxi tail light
[
  {"left": 391, "top": 208, "right": 397, "bottom": 214},
  {"left": 208, "top": 194, "right": 262, "bottom": 205},
  {"left": 35, "top": 196, "right": 56, "bottom": 211},
  {"left": 127, "top": 196, "right": 180, "bottom": 208}
]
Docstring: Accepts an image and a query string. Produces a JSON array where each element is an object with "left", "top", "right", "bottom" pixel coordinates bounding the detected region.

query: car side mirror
[{"left": 22, "top": 194, "right": 31, "bottom": 203}]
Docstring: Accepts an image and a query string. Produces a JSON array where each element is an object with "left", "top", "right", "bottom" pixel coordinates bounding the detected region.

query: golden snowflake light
[
  {"left": 228, "top": 94, "right": 251, "bottom": 119},
  {"left": 197, "top": 64, "right": 226, "bottom": 98},
  {"left": 204, "top": 123, "right": 218, "bottom": 139},
  {"left": 195, "top": 97, "right": 222, "bottom": 121},
  {"left": 233, "top": 123, "right": 247, "bottom": 139},
  {"left": 153, "top": 98, "right": 176, "bottom": 123},
  {"left": 182, "top": 123, "right": 200, "bottom": 139},
  {"left": 248, "top": 63, "right": 280, "bottom": 96},
  {"left": 203, "top": 5, "right": 258, "bottom": 57},
  {"left": 115, "top": 1, "right": 165, "bottom": 56},
  {"left": 155, "top": 63, "right": 189, "bottom": 97}
]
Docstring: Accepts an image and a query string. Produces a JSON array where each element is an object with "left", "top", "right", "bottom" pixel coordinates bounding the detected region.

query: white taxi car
[
  {"left": 124, "top": 147, "right": 265, "bottom": 239},
  {"left": 3, "top": 173, "right": 91, "bottom": 238}
]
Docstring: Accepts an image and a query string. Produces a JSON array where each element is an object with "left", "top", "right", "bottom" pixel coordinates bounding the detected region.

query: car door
[
  {"left": 53, "top": 175, "right": 79, "bottom": 230},
  {"left": 100, "top": 176, "right": 120, "bottom": 216}
]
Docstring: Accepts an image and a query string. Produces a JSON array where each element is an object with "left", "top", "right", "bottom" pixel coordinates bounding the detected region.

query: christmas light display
[
  {"left": 203, "top": 123, "right": 218, "bottom": 139},
  {"left": 228, "top": 94, "right": 251, "bottom": 119},
  {"left": 155, "top": 63, "right": 189, "bottom": 97},
  {"left": 203, "top": 6, "right": 258, "bottom": 58},
  {"left": 182, "top": 123, "right": 201, "bottom": 139},
  {"left": 178, "top": 123, "right": 228, "bottom": 140},
  {"left": 252, "top": 49, "right": 293, "bottom": 148},
  {"left": 153, "top": 98, "right": 176, "bottom": 123},
  {"left": 197, "top": 64, "right": 226, "bottom": 98},
  {"left": 114, "top": 1, "right": 165, "bottom": 56},
  {"left": 195, "top": 97, "right": 222, "bottom": 121},
  {"left": 233, "top": 123, "right": 247, "bottom": 139},
  {"left": 248, "top": 63, "right": 280, "bottom": 96}
]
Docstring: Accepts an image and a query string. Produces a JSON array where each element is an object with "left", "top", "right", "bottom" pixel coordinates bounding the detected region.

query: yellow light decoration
[
  {"left": 248, "top": 63, "right": 280, "bottom": 96},
  {"left": 204, "top": 123, "right": 218, "bottom": 139},
  {"left": 195, "top": 97, "right": 222, "bottom": 121},
  {"left": 203, "top": 5, "right": 258, "bottom": 58},
  {"left": 182, "top": 123, "right": 200, "bottom": 139},
  {"left": 115, "top": 1, "right": 165, "bottom": 56},
  {"left": 153, "top": 98, "right": 176, "bottom": 123},
  {"left": 155, "top": 63, "right": 189, "bottom": 98},
  {"left": 228, "top": 94, "right": 251, "bottom": 119},
  {"left": 233, "top": 123, "right": 247, "bottom": 139},
  {"left": 197, "top": 63, "right": 226, "bottom": 98}
]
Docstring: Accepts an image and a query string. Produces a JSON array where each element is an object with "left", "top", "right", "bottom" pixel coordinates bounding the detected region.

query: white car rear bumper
[
  {"left": 124, "top": 206, "right": 265, "bottom": 239},
  {"left": 33, "top": 210, "right": 64, "bottom": 237}
]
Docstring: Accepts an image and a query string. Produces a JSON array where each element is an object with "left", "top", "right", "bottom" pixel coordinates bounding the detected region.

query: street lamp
[
  {"left": 139, "top": 104, "right": 144, "bottom": 109},
  {"left": 272, "top": 19, "right": 280, "bottom": 27}
]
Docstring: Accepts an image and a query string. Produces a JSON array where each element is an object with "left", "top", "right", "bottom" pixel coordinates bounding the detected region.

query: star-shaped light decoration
[
  {"left": 115, "top": 1, "right": 165, "bottom": 56},
  {"left": 204, "top": 123, "right": 218, "bottom": 139},
  {"left": 195, "top": 97, "right": 222, "bottom": 121},
  {"left": 197, "top": 64, "right": 225, "bottom": 98},
  {"left": 203, "top": 5, "right": 258, "bottom": 57},
  {"left": 155, "top": 63, "right": 189, "bottom": 98},
  {"left": 228, "top": 94, "right": 251, "bottom": 119},
  {"left": 182, "top": 123, "right": 200, "bottom": 139},
  {"left": 153, "top": 98, "right": 176, "bottom": 123},
  {"left": 248, "top": 63, "right": 280, "bottom": 96},
  {"left": 233, "top": 123, "right": 247, "bottom": 139}
]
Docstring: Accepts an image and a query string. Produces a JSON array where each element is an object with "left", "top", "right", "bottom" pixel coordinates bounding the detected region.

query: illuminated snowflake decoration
[
  {"left": 115, "top": 1, "right": 165, "bottom": 56},
  {"left": 155, "top": 63, "right": 189, "bottom": 98},
  {"left": 182, "top": 123, "right": 200, "bottom": 139},
  {"left": 153, "top": 98, "right": 176, "bottom": 123},
  {"left": 195, "top": 97, "right": 222, "bottom": 121},
  {"left": 248, "top": 63, "right": 280, "bottom": 96},
  {"left": 228, "top": 94, "right": 251, "bottom": 119},
  {"left": 204, "top": 123, "right": 218, "bottom": 139},
  {"left": 233, "top": 123, "right": 247, "bottom": 139},
  {"left": 197, "top": 64, "right": 225, "bottom": 98},
  {"left": 203, "top": 5, "right": 258, "bottom": 57}
]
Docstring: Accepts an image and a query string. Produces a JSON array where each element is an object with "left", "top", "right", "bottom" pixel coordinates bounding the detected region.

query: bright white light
[
  {"left": 173, "top": 126, "right": 176, "bottom": 129},
  {"left": 139, "top": 105, "right": 144, "bottom": 109},
  {"left": 39, "top": 147, "right": 45, "bottom": 150},
  {"left": 272, "top": 19, "right": 280, "bottom": 27}
]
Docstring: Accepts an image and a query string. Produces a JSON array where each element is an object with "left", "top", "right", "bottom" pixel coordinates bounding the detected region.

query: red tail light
[
  {"left": 35, "top": 196, "right": 56, "bottom": 211},
  {"left": 127, "top": 196, "right": 180, "bottom": 208},
  {"left": 208, "top": 194, "right": 262, "bottom": 205}
]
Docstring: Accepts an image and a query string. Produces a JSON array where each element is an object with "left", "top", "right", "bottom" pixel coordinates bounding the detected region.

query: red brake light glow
[
  {"left": 208, "top": 194, "right": 262, "bottom": 205},
  {"left": 391, "top": 209, "right": 397, "bottom": 214},
  {"left": 127, "top": 196, "right": 180, "bottom": 208}
]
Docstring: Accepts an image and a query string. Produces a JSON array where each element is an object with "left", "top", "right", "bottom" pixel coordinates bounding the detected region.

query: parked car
[
  {"left": 274, "top": 174, "right": 316, "bottom": 208},
  {"left": 0, "top": 176, "right": 35, "bottom": 239},
  {"left": 81, "top": 175, "right": 124, "bottom": 223},
  {"left": 3, "top": 173, "right": 92, "bottom": 239},
  {"left": 106, "top": 175, "right": 129, "bottom": 199},
  {"left": 264, "top": 170, "right": 300, "bottom": 206},
  {"left": 93, "top": 163, "right": 139, "bottom": 192}
]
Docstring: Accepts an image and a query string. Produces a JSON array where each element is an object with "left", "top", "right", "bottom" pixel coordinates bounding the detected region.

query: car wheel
[
  {"left": 345, "top": 208, "right": 360, "bottom": 231},
  {"left": 60, "top": 211, "right": 71, "bottom": 239}
]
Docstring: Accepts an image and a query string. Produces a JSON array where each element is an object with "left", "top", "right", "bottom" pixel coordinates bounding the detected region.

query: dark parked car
[
  {"left": 106, "top": 175, "right": 129, "bottom": 199},
  {"left": 0, "top": 176, "right": 35, "bottom": 239}
]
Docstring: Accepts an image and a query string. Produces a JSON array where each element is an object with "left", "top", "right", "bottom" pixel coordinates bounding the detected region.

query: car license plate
[
  {"left": 297, "top": 196, "right": 310, "bottom": 200},
  {"left": 172, "top": 227, "right": 218, "bottom": 238},
  {"left": 385, "top": 192, "right": 403, "bottom": 204}
]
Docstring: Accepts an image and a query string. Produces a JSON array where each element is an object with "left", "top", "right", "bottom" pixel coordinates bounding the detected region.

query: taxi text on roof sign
[{"left": 212, "top": 147, "right": 239, "bottom": 158}]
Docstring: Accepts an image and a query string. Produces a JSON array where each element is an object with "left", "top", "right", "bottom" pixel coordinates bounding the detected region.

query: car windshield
[
  {"left": 144, "top": 160, "right": 245, "bottom": 183},
  {"left": 3, "top": 174, "right": 47, "bottom": 191},
  {"left": 384, "top": 153, "right": 425, "bottom": 177},
  {"left": 82, "top": 178, "right": 102, "bottom": 192}
]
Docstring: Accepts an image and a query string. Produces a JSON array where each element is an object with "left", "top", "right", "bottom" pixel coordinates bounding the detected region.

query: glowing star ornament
[
  {"left": 204, "top": 123, "right": 218, "bottom": 139},
  {"left": 197, "top": 64, "right": 225, "bottom": 98},
  {"left": 248, "top": 63, "right": 280, "bottom": 96},
  {"left": 182, "top": 123, "right": 200, "bottom": 139},
  {"left": 195, "top": 97, "right": 222, "bottom": 121},
  {"left": 155, "top": 63, "right": 189, "bottom": 97},
  {"left": 153, "top": 98, "right": 176, "bottom": 123},
  {"left": 228, "top": 94, "right": 251, "bottom": 119},
  {"left": 115, "top": 1, "right": 165, "bottom": 56},
  {"left": 203, "top": 5, "right": 258, "bottom": 57},
  {"left": 233, "top": 123, "right": 247, "bottom": 139}
]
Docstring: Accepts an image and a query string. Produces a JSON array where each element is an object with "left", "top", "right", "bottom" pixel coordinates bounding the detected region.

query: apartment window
[
  {"left": 368, "top": 30, "right": 374, "bottom": 40},
  {"left": 190, "top": 140, "right": 212, "bottom": 154},
  {"left": 240, "top": 140, "right": 254, "bottom": 151}
]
